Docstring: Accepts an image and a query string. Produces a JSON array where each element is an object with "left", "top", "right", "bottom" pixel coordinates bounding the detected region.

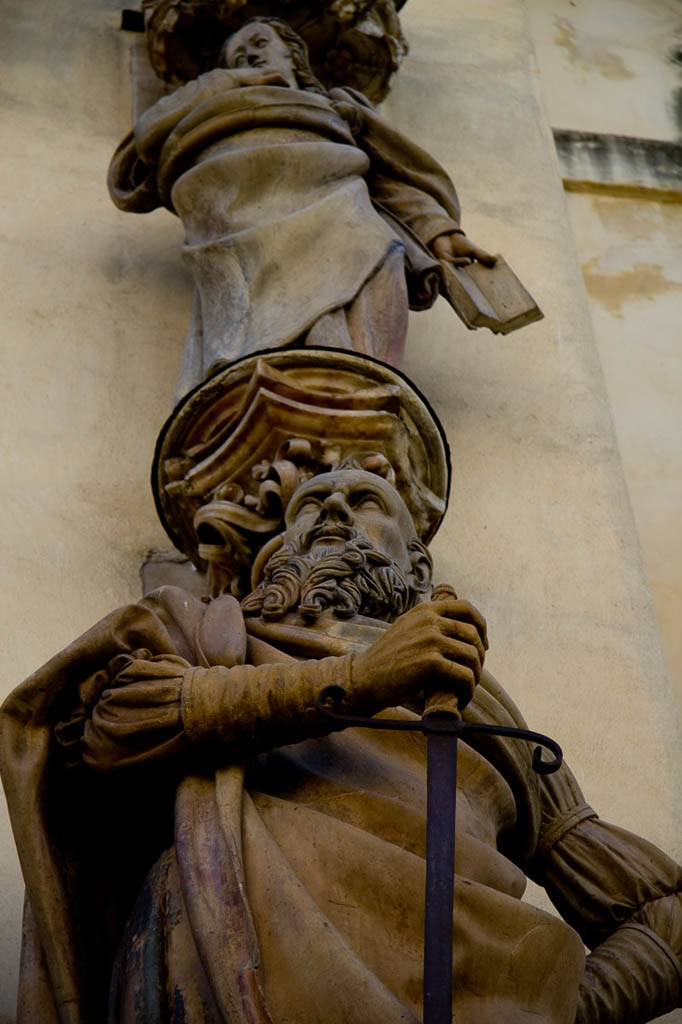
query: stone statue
[
  {"left": 108, "top": 17, "right": 498, "bottom": 399},
  {"left": 2, "top": 465, "right": 681, "bottom": 1023}
]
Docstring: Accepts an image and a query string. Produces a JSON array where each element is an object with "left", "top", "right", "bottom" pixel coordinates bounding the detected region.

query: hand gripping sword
[{"left": 316, "top": 593, "right": 563, "bottom": 1024}]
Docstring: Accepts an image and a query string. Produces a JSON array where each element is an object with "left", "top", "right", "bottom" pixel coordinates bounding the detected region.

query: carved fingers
[
  {"left": 436, "top": 598, "right": 488, "bottom": 654},
  {"left": 415, "top": 600, "right": 487, "bottom": 699},
  {"left": 431, "top": 231, "right": 497, "bottom": 269},
  {"left": 350, "top": 597, "right": 488, "bottom": 712}
]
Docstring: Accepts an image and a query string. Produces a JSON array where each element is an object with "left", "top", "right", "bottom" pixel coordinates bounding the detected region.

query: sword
[
  {"left": 420, "top": 585, "right": 472, "bottom": 1024},
  {"left": 422, "top": 687, "right": 460, "bottom": 1023},
  {"left": 316, "top": 597, "right": 562, "bottom": 1023}
]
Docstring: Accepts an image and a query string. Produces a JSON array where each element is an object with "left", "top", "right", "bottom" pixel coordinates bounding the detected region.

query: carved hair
[
  {"left": 242, "top": 533, "right": 432, "bottom": 623},
  {"left": 219, "top": 17, "right": 327, "bottom": 95}
]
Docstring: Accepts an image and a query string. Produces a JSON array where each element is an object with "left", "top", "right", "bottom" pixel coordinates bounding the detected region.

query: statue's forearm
[
  {"left": 576, "top": 907, "right": 682, "bottom": 1024},
  {"left": 181, "top": 654, "right": 354, "bottom": 756},
  {"left": 81, "top": 651, "right": 355, "bottom": 770}
]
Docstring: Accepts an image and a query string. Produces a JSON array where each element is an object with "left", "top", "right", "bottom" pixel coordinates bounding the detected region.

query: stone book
[{"left": 441, "top": 255, "right": 543, "bottom": 334}]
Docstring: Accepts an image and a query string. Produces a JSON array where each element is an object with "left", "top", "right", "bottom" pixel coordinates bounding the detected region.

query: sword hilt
[
  {"left": 425, "top": 584, "right": 464, "bottom": 721},
  {"left": 424, "top": 690, "right": 461, "bottom": 719}
]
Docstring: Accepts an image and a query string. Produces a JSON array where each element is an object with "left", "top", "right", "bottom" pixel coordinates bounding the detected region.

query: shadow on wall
[
  {"left": 669, "top": 39, "right": 682, "bottom": 142},
  {"left": 673, "top": 86, "right": 682, "bottom": 142}
]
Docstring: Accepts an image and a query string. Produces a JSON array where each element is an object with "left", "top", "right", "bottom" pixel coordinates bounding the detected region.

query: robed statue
[{"left": 108, "top": 17, "right": 501, "bottom": 398}]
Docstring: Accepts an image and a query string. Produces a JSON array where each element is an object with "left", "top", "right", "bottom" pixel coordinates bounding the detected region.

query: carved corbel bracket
[
  {"left": 153, "top": 348, "right": 449, "bottom": 596},
  {"left": 141, "top": 0, "right": 408, "bottom": 101}
]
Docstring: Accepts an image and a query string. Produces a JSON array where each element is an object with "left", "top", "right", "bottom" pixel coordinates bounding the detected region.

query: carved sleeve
[
  {"left": 369, "top": 175, "right": 461, "bottom": 248},
  {"left": 79, "top": 651, "right": 352, "bottom": 770},
  {"left": 330, "top": 87, "right": 462, "bottom": 245},
  {"left": 530, "top": 763, "right": 682, "bottom": 1023}
]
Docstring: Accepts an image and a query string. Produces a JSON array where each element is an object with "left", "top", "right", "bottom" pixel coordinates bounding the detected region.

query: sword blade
[{"left": 423, "top": 725, "right": 458, "bottom": 1024}]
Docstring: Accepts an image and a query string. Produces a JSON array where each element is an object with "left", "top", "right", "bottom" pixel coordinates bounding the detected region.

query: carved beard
[{"left": 241, "top": 528, "right": 418, "bottom": 623}]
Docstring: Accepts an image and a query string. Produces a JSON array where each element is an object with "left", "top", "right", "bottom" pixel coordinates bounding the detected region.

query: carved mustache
[{"left": 302, "top": 521, "right": 358, "bottom": 549}]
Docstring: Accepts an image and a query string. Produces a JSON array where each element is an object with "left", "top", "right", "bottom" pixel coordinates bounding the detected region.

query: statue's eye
[
  {"left": 296, "top": 498, "right": 321, "bottom": 514},
  {"left": 354, "top": 494, "right": 383, "bottom": 510},
  {"left": 256, "top": 37, "right": 268, "bottom": 48},
  {"left": 235, "top": 55, "right": 248, "bottom": 67}
]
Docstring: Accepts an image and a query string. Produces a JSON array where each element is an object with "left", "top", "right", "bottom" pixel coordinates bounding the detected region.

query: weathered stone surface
[
  {"left": 555, "top": 130, "right": 682, "bottom": 199},
  {"left": 563, "top": 190, "right": 682, "bottom": 719},
  {"left": 525, "top": 0, "right": 682, "bottom": 145}
]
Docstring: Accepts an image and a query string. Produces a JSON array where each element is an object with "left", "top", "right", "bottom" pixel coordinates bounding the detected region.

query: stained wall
[
  {"left": 526, "top": 0, "right": 682, "bottom": 709},
  {"left": 525, "top": 0, "right": 682, "bottom": 143},
  {"left": 566, "top": 194, "right": 682, "bottom": 713}
]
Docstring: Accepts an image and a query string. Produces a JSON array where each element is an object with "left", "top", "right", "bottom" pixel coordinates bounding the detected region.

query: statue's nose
[{"left": 321, "top": 492, "right": 352, "bottom": 523}]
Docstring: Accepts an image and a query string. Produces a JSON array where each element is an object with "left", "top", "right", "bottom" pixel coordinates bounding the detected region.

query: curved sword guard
[{"left": 316, "top": 684, "right": 563, "bottom": 775}]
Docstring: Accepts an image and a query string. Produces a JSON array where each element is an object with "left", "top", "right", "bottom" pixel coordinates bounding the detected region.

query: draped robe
[
  {"left": 2, "top": 587, "right": 681, "bottom": 1023},
  {"left": 108, "top": 75, "right": 462, "bottom": 398}
]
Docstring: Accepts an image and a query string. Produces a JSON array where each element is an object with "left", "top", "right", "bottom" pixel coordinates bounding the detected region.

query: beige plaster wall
[
  {"left": 524, "top": 0, "right": 682, "bottom": 703},
  {"left": 0, "top": 1, "right": 680, "bottom": 1021},
  {"left": 565, "top": 193, "right": 682, "bottom": 711},
  {"left": 0, "top": 0, "right": 188, "bottom": 1015},
  {"left": 525, "top": 0, "right": 682, "bottom": 142}
]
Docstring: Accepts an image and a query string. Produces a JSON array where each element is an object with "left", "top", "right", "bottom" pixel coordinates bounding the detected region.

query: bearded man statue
[{"left": 1, "top": 468, "right": 681, "bottom": 1024}]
